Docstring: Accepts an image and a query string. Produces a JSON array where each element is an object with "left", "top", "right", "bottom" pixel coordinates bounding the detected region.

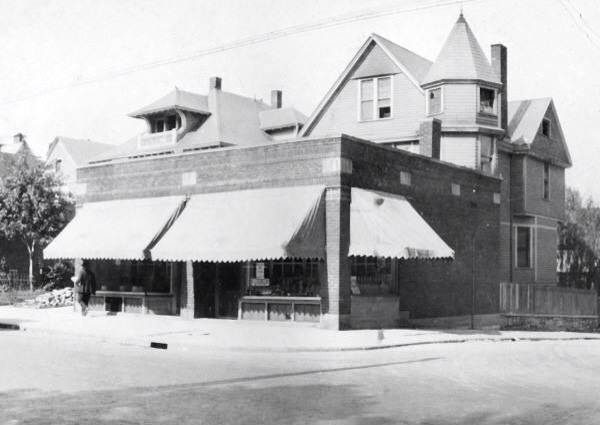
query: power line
[
  {"left": 558, "top": 0, "right": 600, "bottom": 51},
  {"left": 0, "top": 0, "right": 481, "bottom": 107}
]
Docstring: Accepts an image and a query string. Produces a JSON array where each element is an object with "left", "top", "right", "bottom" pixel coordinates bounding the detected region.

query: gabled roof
[
  {"left": 507, "top": 98, "right": 552, "bottom": 144},
  {"left": 128, "top": 88, "right": 210, "bottom": 117},
  {"left": 301, "top": 34, "right": 432, "bottom": 137},
  {"left": 422, "top": 13, "right": 500, "bottom": 86},
  {"left": 371, "top": 34, "right": 432, "bottom": 83},
  {"left": 259, "top": 107, "right": 307, "bottom": 131},
  {"left": 507, "top": 98, "right": 572, "bottom": 166},
  {"left": 47, "top": 137, "right": 114, "bottom": 166}
]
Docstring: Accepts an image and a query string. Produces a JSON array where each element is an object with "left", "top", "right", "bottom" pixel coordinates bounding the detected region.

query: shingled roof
[
  {"left": 422, "top": 13, "right": 500, "bottom": 86},
  {"left": 129, "top": 88, "right": 210, "bottom": 117}
]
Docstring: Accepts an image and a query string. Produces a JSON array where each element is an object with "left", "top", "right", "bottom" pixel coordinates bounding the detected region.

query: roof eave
[{"left": 421, "top": 78, "right": 502, "bottom": 89}]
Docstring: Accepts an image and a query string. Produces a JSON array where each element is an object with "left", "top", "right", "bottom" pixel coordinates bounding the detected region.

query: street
[{"left": 1, "top": 331, "right": 600, "bottom": 424}]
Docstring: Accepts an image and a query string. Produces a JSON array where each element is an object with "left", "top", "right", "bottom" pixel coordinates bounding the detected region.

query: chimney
[
  {"left": 209, "top": 76, "right": 222, "bottom": 91},
  {"left": 13, "top": 133, "right": 24, "bottom": 144},
  {"left": 419, "top": 118, "right": 441, "bottom": 159},
  {"left": 271, "top": 90, "right": 282, "bottom": 109},
  {"left": 491, "top": 44, "right": 507, "bottom": 131}
]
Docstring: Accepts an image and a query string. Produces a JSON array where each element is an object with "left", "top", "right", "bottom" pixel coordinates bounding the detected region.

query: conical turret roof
[{"left": 422, "top": 13, "right": 500, "bottom": 86}]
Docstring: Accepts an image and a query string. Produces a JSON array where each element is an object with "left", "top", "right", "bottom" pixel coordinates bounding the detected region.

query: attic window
[
  {"left": 479, "top": 87, "right": 496, "bottom": 115},
  {"left": 541, "top": 118, "right": 551, "bottom": 137},
  {"left": 55, "top": 159, "right": 62, "bottom": 173},
  {"left": 151, "top": 114, "right": 181, "bottom": 133},
  {"left": 359, "top": 76, "right": 392, "bottom": 121}
]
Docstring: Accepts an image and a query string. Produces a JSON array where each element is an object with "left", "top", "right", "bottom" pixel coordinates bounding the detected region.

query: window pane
[
  {"left": 377, "top": 77, "right": 391, "bottom": 100},
  {"left": 479, "top": 88, "right": 495, "bottom": 114},
  {"left": 516, "top": 227, "right": 531, "bottom": 268},
  {"left": 360, "top": 79, "right": 373, "bottom": 101},
  {"left": 378, "top": 98, "right": 391, "bottom": 118},
  {"left": 361, "top": 100, "right": 373, "bottom": 120}
]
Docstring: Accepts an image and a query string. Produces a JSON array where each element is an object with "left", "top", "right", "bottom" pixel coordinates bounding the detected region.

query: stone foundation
[{"left": 501, "top": 314, "right": 599, "bottom": 332}]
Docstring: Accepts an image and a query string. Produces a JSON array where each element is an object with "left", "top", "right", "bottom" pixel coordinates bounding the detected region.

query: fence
[{"left": 499, "top": 282, "right": 597, "bottom": 317}]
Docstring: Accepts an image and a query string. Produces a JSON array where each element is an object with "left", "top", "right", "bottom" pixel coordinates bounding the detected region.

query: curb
[{"left": 3, "top": 321, "right": 600, "bottom": 353}]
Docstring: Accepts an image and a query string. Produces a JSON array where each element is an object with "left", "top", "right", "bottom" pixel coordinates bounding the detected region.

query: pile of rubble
[{"left": 32, "top": 287, "right": 74, "bottom": 308}]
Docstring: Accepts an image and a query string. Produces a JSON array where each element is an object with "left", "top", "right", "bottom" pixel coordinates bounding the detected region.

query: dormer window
[
  {"left": 541, "top": 118, "right": 551, "bottom": 137},
  {"left": 479, "top": 87, "right": 496, "bottom": 115},
  {"left": 151, "top": 113, "right": 181, "bottom": 133},
  {"left": 427, "top": 87, "right": 442, "bottom": 115},
  {"left": 359, "top": 76, "right": 392, "bottom": 121}
]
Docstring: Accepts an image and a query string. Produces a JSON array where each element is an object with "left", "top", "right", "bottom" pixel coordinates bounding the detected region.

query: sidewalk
[{"left": 1, "top": 305, "right": 599, "bottom": 352}]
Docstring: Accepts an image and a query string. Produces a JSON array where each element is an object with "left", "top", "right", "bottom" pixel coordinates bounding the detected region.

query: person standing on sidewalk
[{"left": 74, "top": 260, "right": 96, "bottom": 316}]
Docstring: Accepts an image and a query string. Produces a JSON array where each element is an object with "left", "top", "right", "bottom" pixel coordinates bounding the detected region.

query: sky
[{"left": 0, "top": 0, "right": 598, "bottom": 201}]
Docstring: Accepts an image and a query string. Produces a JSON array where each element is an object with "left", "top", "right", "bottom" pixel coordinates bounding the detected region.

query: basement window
[
  {"left": 541, "top": 118, "right": 551, "bottom": 137},
  {"left": 359, "top": 76, "right": 392, "bottom": 120},
  {"left": 479, "top": 87, "right": 496, "bottom": 115}
]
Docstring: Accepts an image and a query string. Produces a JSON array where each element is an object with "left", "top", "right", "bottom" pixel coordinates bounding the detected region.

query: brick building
[{"left": 45, "top": 14, "right": 569, "bottom": 329}]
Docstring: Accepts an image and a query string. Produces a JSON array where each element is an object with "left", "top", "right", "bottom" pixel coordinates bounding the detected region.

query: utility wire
[
  {"left": 558, "top": 0, "right": 600, "bottom": 51},
  {"left": 0, "top": 0, "right": 481, "bottom": 107}
]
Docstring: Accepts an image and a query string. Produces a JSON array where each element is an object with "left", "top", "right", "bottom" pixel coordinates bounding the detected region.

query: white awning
[
  {"left": 350, "top": 188, "right": 454, "bottom": 259},
  {"left": 44, "top": 196, "right": 186, "bottom": 260},
  {"left": 150, "top": 186, "right": 326, "bottom": 262}
]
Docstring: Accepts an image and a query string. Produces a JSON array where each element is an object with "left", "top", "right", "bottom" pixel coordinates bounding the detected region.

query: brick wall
[
  {"left": 523, "top": 157, "right": 565, "bottom": 220},
  {"left": 341, "top": 137, "right": 501, "bottom": 318},
  {"left": 78, "top": 135, "right": 502, "bottom": 320}
]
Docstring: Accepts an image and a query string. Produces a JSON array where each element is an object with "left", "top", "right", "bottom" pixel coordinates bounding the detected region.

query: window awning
[
  {"left": 350, "top": 188, "right": 454, "bottom": 259},
  {"left": 150, "top": 186, "right": 326, "bottom": 262},
  {"left": 44, "top": 196, "right": 186, "bottom": 260}
]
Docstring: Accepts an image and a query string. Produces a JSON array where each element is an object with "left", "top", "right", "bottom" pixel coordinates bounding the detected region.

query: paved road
[{"left": 1, "top": 331, "right": 600, "bottom": 425}]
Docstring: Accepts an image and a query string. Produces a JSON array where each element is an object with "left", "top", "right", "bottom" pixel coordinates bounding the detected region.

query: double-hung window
[
  {"left": 543, "top": 162, "right": 550, "bottom": 200},
  {"left": 516, "top": 226, "right": 532, "bottom": 268},
  {"left": 359, "top": 76, "right": 392, "bottom": 121}
]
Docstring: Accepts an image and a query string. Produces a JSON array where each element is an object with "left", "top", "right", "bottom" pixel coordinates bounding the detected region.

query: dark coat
[{"left": 74, "top": 267, "right": 96, "bottom": 294}]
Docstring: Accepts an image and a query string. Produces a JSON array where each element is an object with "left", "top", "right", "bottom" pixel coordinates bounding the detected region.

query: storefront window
[
  {"left": 350, "top": 256, "right": 393, "bottom": 295},
  {"left": 244, "top": 259, "right": 321, "bottom": 297}
]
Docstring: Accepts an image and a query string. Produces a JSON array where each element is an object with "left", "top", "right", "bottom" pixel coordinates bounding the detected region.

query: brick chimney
[
  {"left": 209, "top": 76, "right": 222, "bottom": 91},
  {"left": 419, "top": 118, "right": 441, "bottom": 159},
  {"left": 491, "top": 44, "right": 507, "bottom": 131},
  {"left": 271, "top": 90, "right": 282, "bottom": 109}
]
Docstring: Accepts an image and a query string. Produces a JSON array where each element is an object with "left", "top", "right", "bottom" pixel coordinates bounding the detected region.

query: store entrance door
[
  {"left": 194, "top": 262, "right": 216, "bottom": 318},
  {"left": 193, "top": 262, "right": 242, "bottom": 319},
  {"left": 216, "top": 263, "right": 242, "bottom": 318}
]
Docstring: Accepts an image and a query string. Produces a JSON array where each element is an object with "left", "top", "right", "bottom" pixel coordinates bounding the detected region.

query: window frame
[
  {"left": 357, "top": 76, "right": 394, "bottom": 122},
  {"left": 426, "top": 86, "right": 443, "bottom": 116},
  {"left": 515, "top": 226, "right": 533, "bottom": 269},
  {"left": 479, "top": 135, "right": 495, "bottom": 173},
  {"left": 543, "top": 162, "right": 550, "bottom": 200},
  {"left": 541, "top": 118, "right": 552, "bottom": 138},
  {"left": 478, "top": 86, "right": 498, "bottom": 116}
]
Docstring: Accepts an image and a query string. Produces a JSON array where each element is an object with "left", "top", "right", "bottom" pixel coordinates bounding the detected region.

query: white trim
[
  {"left": 301, "top": 35, "right": 425, "bottom": 137},
  {"left": 477, "top": 86, "right": 498, "bottom": 116},
  {"left": 357, "top": 75, "right": 393, "bottom": 122}
]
